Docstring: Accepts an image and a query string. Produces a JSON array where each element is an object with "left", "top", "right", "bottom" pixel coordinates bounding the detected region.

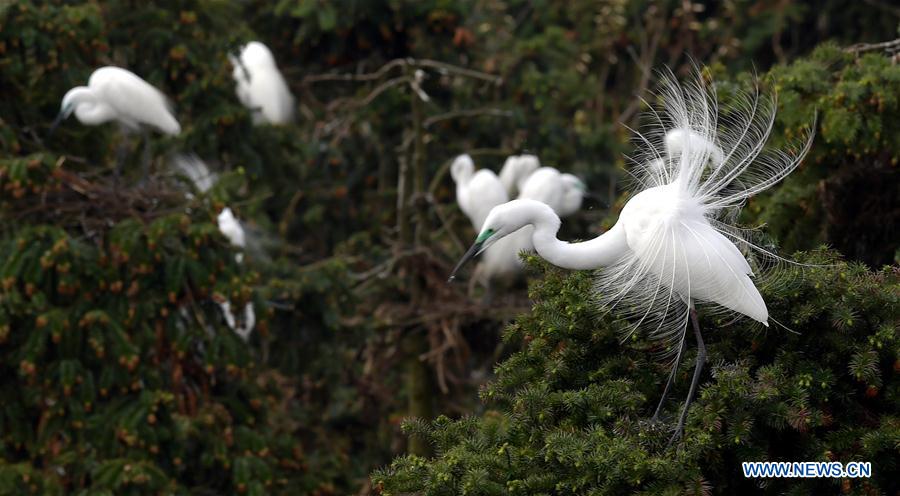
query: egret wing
[
  {"left": 246, "top": 69, "right": 295, "bottom": 124},
  {"left": 91, "top": 67, "right": 181, "bottom": 135},
  {"left": 674, "top": 218, "right": 767, "bottom": 323}
]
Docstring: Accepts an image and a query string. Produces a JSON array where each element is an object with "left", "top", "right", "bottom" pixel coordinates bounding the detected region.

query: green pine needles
[
  {"left": 0, "top": 154, "right": 296, "bottom": 495},
  {"left": 374, "top": 254, "right": 898, "bottom": 495}
]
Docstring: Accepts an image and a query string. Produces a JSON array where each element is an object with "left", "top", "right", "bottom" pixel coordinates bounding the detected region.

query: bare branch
[
  {"left": 844, "top": 38, "right": 900, "bottom": 55},
  {"left": 423, "top": 107, "right": 513, "bottom": 128}
]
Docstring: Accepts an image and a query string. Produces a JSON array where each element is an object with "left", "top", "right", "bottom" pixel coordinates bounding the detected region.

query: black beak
[
  {"left": 230, "top": 49, "right": 252, "bottom": 82},
  {"left": 448, "top": 241, "right": 483, "bottom": 282},
  {"left": 48, "top": 112, "right": 65, "bottom": 138}
]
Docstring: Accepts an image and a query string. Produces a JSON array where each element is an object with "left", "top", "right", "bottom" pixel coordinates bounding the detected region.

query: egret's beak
[
  {"left": 229, "top": 49, "right": 252, "bottom": 82},
  {"left": 448, "top": 240, "right": 484, "bottom": 282},
  {"left": 48, "top": 111, "right": 66, "bottom": 138}
]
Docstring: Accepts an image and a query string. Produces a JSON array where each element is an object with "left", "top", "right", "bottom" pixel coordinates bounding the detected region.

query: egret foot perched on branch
[{"left": 667, "top": 306, "right": 707, "bottom": 446}]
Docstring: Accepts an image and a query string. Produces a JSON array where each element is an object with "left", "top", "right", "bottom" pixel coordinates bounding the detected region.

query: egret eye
[{"left": 476, "top": 228, "right": 496, "bottom": 243}]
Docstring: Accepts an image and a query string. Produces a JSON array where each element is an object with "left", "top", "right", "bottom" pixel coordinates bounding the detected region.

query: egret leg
[
  {"left": 467, "top": 263, "right": 482, "bottom": 298},
  {"left": 651, "top": 328, "right": 687, "bottom": 421},
  {"left": 482, "top": 283, "right": 494, "bottom": 306},
  {"left": 114, "top": 138, "right": 130, "bottom": 182},
  {"left": 669, "top": 307, "right": 706, "bottom": 445},
  {"left": 140, "top": 131, "right": 151, "bottom": 184}
]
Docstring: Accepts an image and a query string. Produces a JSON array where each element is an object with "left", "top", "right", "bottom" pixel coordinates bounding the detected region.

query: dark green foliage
[
  {"left": 0, "top": 154, "right": 298, "bottom": 494},
  {"left": 374, "top": 254, "right": 899, "bottom": 495},
  {"left": 727, "top": 44, "right": 900, "bottom": 266},
  {"left": 2, "top": 0, "right": 899, "bottom": 494}
]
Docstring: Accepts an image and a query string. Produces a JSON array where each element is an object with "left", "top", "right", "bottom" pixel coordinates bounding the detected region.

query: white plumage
[
  {"left": 230, "top": 41, "right": 295, "bottom": 125},
  {"left": 56, "top": 66, "right": 180, "bottom": 135},
  {"left": 450, "top": 154, "right": 509, "bottom": 231},
  {"left": 171, "top": 153, "right": 217, "bottom": 194},
  {"left": 451, "top": 155, "right": 586, "bottom": 289},
  {"left": 498, "top": 154, "right": 541, "bottom": 198},
  {"left": 217, "top": 207, "right": 246, "bottom": 249},
  {"left": 480, "top": 166, "right": 587, "bottom": 286},
  {"left": 215, "top": 207, "right": 254, "bottom": 340},
  {"left": 518, "top": 167, "right": 586, "bottom": 218}
]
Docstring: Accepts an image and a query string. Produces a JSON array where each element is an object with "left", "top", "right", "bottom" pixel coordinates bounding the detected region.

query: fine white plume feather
[
  {"left": 171, "top": 153, "right": 217, "bottom": 193},
  {"left": 595, "top": 69, "right": 814, "bottom": 353}
]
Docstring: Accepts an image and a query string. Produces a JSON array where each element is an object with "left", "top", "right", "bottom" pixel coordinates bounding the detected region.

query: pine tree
[
  {"left": 374, "top": 252, "right": 899, "bottom": 495},
  {"left": 373, "top": 46, "right": 900, "bottom": 496}
]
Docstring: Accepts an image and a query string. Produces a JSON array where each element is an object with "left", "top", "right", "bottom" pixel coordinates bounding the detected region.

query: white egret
[
  {"left": 450, "top": 72, "right": 813, "bottom": 441},
  {"left": 450, "top": 154, "right": 509, "bottom": 231},
  {"left": 474, "top": 169, "right": 585, "bottom": 290},
  {"left": 498, "top": 154, "right": 540, "bottom": 198},
  {"left": 230, "top": 41, "right": 295, "bottom": 125},
  {"left": 52, "top": 66, "right": 181, "bottom": 176}
]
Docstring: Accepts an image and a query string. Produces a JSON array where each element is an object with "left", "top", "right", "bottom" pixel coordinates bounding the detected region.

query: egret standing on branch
[
  {"left": 450, "top": 71, "right": 814, "bottom": 442},
  {"left": 230, "top": 41, "right": 295, "bottom": 125},
  {"left": 52, "top": 66, "right": 181, "bottom": 177}
]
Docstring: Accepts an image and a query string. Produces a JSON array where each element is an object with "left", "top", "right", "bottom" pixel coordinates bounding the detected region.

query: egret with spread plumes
[
  {"left": 52, "top": 66, "right": 181, "bottom": 177},
  {"left": 230, "top": 41, "right": 295, "bottom": 125},
  {"left": 450, "top": 72, "right": 813, "bottom": 442}
]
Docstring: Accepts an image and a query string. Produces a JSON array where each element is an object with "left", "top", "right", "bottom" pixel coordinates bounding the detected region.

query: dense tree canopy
[{"left": 0, "top": 1, "right": 897, "bottom": 494}]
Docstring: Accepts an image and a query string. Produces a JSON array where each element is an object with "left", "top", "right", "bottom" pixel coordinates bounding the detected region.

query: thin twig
[{"left": 422, "top": 107, "right": 513, "bottom": 128}]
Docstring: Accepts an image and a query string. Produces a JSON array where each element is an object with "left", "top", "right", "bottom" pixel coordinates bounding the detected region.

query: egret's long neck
[
  {"left": 66, "top": 87, "right": 115, "bottom": 126},
  {"left": 528, "top": 202, "right": 630, "bottom": 270}
]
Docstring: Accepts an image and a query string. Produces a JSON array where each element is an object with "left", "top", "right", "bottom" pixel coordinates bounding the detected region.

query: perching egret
[
  {"left": 498, "top": 154, "right": 541, "bottom": 198},
  {"left": 52, "top": 66, "right": 181, "bottom": 177},
  {"left": 450, "top": 154, "right": 509, "bottom": 231},
  {"left": 450, "top": 72, "right": 813, "bottom": 441},
  {"left": 230, "top": 41, "right": 295, "bottom": 125}
]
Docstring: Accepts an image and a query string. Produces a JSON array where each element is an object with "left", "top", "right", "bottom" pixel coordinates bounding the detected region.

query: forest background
[{"left": 0, "top": 1, "right": 898, "bottom": 495}]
